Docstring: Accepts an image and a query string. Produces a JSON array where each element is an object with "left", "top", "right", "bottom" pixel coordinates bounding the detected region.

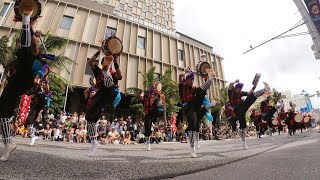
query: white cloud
[{"left": 174, "top": 0, "right": 320, "bottom": 96}]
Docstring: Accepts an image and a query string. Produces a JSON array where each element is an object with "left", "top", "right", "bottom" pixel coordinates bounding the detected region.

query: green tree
[
  {"left": 212, "top": 87, "right": 229, "bottom": 124},
  {"left": 159, "top": 68, "right": 180, "bottom": 119},
  {"left": 48, "top": 73, "right": 67, "bottom": 114},
  {"left": 0, "top": 36, "right": 17, "bottom": 95},
  {"left": 0, "top": 33, "right": 75, "bottom": 113}
]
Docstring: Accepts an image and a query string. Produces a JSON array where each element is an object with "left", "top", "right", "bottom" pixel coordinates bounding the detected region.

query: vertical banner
[
  {"left": 18, "top": 94, "right": 31, "bottom": 124},
  {"left": 171, "top": 114, "right": 177, "bottom": 135},
  {"left": 304, "top": 0, "right": 320, "bottom": 31}
]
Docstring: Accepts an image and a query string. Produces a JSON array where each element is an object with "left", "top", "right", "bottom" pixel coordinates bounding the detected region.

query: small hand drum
[
  {"left": 14, "top": 0, "right": 42, "bottom": 22},
  {"left": 295, "top": 114, "right": 304, "bottom": 123},
  {"left": 252, "top": 73, "right": 261, "bottom": 85},
  {"left": 196, "top": 61, "right": 211, "bottom": 77},
  {"left": 102, "top": 36, "right": 123, "bottom": 57},
  {"left": 272, "top": 119, "right": 279, "bottom": 126},
  {"left": 89, "top": 75, "right": 96, "bottom": 87},
  {"left": 304, "top": 116, "right": 310, "bottom": 123}
]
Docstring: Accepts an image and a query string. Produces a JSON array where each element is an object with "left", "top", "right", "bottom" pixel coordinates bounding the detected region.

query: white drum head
[
  {"left": 295, "top": 114, "right": 304, "bottom": 123},
  {"left": 272, "top": 119, "right": 278, "bottom": 126}
]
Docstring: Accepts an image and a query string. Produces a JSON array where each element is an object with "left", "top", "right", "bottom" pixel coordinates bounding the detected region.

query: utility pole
[{"left": 293, "top": 0, "right": 320, "bottom": 59}]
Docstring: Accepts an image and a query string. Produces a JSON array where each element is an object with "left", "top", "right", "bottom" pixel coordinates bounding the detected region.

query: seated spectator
[
  {"left": 136, "top": 131, "right": 146, "bottom": 144},
  {"left": 17, "top": 123, "right": 25, "bottom": 136},
  {"left": 69, "top": 126, "right": 76, "bottom": 142},
  {"left": 98, "top": 121, "right": 107, "bottom": 143},
  {"left": 79, "top": 113, "right": 86, "bottom": 126},
  {"left": 150, "top": 132, "right": 159, "bottom": 144},
  {"left": 155, "top": 129, "right": 162, "bottom": 143},
  {"left": 122, "top": 131, "right": 131, "bottom": 145},
  {"left": 14, "top": 118, "right": 23, "bottom": 136},
  {"left": 53, "top": 125, "right": 64, "bottom": 141},
  {"left": 21, "top": 126, "right": 29, "bottom": 138},
  {"left": 107, "top": 128, "right": 121, "bottom": 144},
  {"left": 43, "top": 124, "right": 53, "bottom": 140},
  {"left": 76, "top": 125, "right": 87, "bottom": 143}
]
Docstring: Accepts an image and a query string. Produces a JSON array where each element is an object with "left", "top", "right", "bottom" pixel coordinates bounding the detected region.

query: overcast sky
[{"left": 174, "top": 0, "right": 320, "bottom": 108}]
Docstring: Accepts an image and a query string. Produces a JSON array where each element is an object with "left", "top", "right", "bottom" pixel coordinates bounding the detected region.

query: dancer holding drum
[
  {"left": 285, "top": 102, "right": 296, "bottom": 136},
  {"left": 85, "top": 36, "right": 123, "bottom": 156},
  {"left": 228, "top": 73, "right": 271, "bottom": 149},
  {"left": 260, "top": 93, "right": 282, "bottom": 139},
  {"left": 141, "top": 84, "right": 162, "bottom": 151},
  {"left": 0, "top": 0, "right": 43, "bottom": 161},
  {"left": 178, "top": 54, "right": 216, "bottom": 157}
]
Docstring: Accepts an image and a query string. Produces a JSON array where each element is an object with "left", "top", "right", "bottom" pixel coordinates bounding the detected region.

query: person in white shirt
[{"left": 107, "top": 128, "right": 121, "bottom": 144}]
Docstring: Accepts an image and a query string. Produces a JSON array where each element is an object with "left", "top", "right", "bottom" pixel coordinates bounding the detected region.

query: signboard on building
[{"left": 304, "top": 0, "right": 320, "bottom": 31}]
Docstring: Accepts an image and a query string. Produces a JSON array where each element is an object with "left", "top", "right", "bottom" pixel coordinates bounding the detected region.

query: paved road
[
  {"left": 0, "top": 129, "right": 319, "bottom": 180},
  {"left": 173, "top": 131, "right": 320, "bottom": 180}
]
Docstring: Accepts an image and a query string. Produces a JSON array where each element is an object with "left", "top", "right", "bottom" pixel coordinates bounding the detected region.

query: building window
[
  {"left": 142, "top": 11, "right": 146, "bottom": 17},
  {"left": 154, "top": 73, "right": 161, "bottom": 80},
  {"left": 165, "top": 14, "right": 169, "bottom": 19},
  {"left": 138, "top": 36, "right": 145, "bottom": 49},
  {"left": 120, "top": 3, "right": 124, "bottom": 9},
  {"left": 178, "top": 49, "right": 184, "bottom": 61},
  {"left": 0, "top": 3, "right": 10, "bottom": 17},
  {"left": 153, "top": 2, "right": 156, "bottom": 7},
  {"left": 165, "top": 20, "right": 168, "bottom": 26},
  {"left": 85, "top": 59, "right": 99, "bottom": 75},
  {"left": 134, "top": 1, "right": 138, "bottom": 6},
  {"left": 128, "top": 6, "right": 132, "bottom": 12},
  {"left": 105, "top": 26, "right": 117, "bottom": 39},
  {"left": 152, "top": 15, "right": 156, "bottom": 21},
  {"left": 153, "top": 8, "right": 156, "bottom": 13},
  {"left": 59, "top": 15, "right": 74, "bottom": 30}
]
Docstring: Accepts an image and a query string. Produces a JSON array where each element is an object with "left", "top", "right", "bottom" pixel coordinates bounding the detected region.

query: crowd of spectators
[{"left": 13, "top": 111, "right": 261, "bottom": 145}]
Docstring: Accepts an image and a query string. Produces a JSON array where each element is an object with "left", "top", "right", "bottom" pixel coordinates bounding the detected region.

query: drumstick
[{"left": 39, "top": 35, "right": 48, "bottom": 55}]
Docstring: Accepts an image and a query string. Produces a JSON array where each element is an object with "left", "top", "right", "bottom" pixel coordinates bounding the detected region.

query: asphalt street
[{"left": 0, "top": 129, "right": 319, "bottom": 180}]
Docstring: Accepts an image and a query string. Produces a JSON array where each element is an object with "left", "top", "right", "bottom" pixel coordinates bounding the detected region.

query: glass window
[
  {"left": 0, "top": 3, "right": 10, "bottom": 17},
  {"left": 153, "top": 2, "right": 156, "bottom": 7},
  {"left": 128, "top": 6, "right": 132, "bottom": 12},
  {"left": 178, "top": 49, "right": 184, "bottom": 61},
  {"left": 138, "top": 36, "right": 145, "bottom": 49},
  {"left": 105, "top": 27, "right": 117, "bottom": 39},
  {"left": 165, "top": 14, "right": 169, "bottom": 19},
  {"left": 85, "top": 59, "right": 99, "bottom": 75},
  {"left": 120, "top": 3, "right": 124, "bottom": 9},
  {"left": 142, "top": 11, "right": 146, "bottom": 17},
  {"left": 153, "top": 8, "right": 156, "bottom": 13},
  {"left": 152, "top": 15, "right": 156, "bottom": 21},
  {"left": 154, "top": 73, "right": 161, "bottom": 80},
  {"left": 59, "top": 15, "right": 74, "bottom": 30},
  {"left": 134, "top": 1, "right": 138, "bottom": 6}
]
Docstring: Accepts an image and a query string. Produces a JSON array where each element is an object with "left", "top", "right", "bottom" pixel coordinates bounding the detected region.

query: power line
[
  {"left": 275, "top": 32, "right": 309, "bottom": 39},
  {"left": 260, "top": 10, "right": 300, "bottom": 43},
  {"left": 243, "top": 19, "right": 305, "bottom": 54}
]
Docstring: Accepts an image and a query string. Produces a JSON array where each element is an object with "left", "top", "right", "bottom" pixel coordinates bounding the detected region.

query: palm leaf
[
  {"left": 43, "top": 33, "right": 68, "bottom": 53},
  {"left": 50, "top": 72, "right": 75, "bottom": 91},
  {"left": 126, "top": 87, "right": 142, "bottom": 96},
  {"left": 46, "top": 54, "right": 77, "bottom": 74}
]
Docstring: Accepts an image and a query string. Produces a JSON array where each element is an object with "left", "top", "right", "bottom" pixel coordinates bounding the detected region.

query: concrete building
[{"left": 0, "top": 0, "right": 226, "bottom": 115}]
